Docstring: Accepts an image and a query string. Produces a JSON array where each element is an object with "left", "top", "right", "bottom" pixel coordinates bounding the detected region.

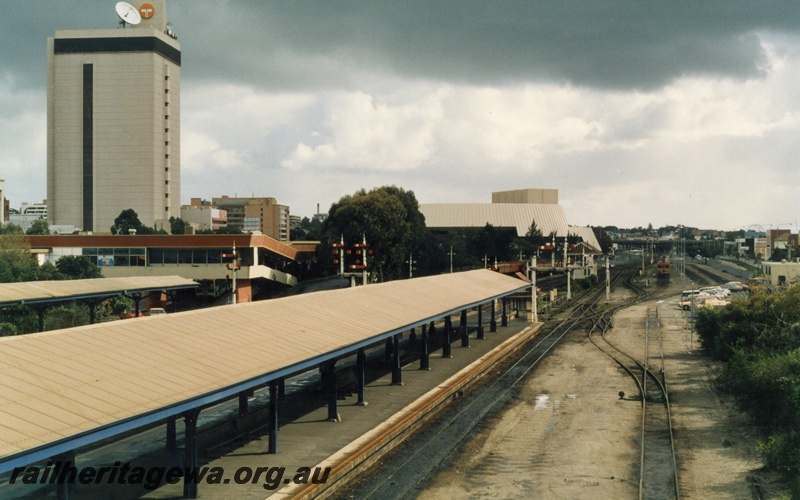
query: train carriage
[{"left": 656, "top": 257, "right": 670, "bottom": 279}]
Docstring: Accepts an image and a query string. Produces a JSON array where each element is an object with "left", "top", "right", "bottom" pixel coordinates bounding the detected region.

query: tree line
[
  {"left": 0, "top": 232, "right": 131, "bottom": 336},
  {"left": 314, "top": 186, "right": 612, "bottom": 281},
  {"left": 695, "top": 285, "right": 800, "bottom": 495}
]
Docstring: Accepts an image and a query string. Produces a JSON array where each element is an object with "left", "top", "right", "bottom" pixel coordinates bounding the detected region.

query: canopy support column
[
  {"left": 268, "top": 382, "right": 279, "bottom": 454},
  {"left": 182, "top": 409, "right": 200, "bottom": 499},
  {"left": 460, "top": 309, "right": 469, "bottom": 348},
  {"left": 477, "top": 304, "right": 485, "bottom": 339},
  {"left": 443, "top": 316, "right": 452, "bottom": 358}
]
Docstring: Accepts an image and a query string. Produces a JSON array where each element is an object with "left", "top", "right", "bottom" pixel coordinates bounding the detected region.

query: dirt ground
[{"left": 419, "top": 276, "right": 784, "bottom": 499}]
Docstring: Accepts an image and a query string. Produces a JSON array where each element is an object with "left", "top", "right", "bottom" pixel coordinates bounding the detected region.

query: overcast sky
[{"left": 2, "top": 1, "right": 800, "bottom": 231}]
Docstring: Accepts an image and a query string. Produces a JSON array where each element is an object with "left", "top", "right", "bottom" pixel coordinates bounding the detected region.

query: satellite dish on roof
[{"left": 115, "top": 1, "right": 141, "bottom": 27}]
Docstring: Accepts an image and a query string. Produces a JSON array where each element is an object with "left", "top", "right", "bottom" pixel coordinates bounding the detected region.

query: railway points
[{"left": 345, "top": 261, "right": 767, "bottom": 499}]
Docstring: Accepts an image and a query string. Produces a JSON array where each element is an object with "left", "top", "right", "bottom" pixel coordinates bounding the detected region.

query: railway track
[
  {"left": 342, "top": 264, "right": 686, "bottom": 499},
  {"left": 587, "top": 269, "right": 680, "bottom": 499},
  {"left": 342, "top": 268, "right": 630, "bottom": 499}
]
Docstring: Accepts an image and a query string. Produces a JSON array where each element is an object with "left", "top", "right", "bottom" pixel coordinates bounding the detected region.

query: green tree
[
  {"left": 470, "top": 224, "right": 516, "bottom": 262},
  {"left": 0, "top": 234, "right": 41, "bottom": 282},
  {"left": 111, "top": 209, "right": 143, "bottom": 235},
  {"left": 169, "top": 216, "right": 188, "bottom": 235},
  {"left": 25, "top": 219, "right": 50, "bottom": 235},
  {"left": 592, "top": 226, "right": 614, "bottom": 254},
  {"left": 321, "top": 186, "right": 430, "bottom": 281},
  {"left": 0, "top": 223, "right": 24, "bottom": 235},
  {"left": 110, "top": 209, "right": 160, "bottom": 235},
  {"left": 56, "top": 256, "right": 102, "bottom": 280},
  {"left": 297, "top": 216, "right": 323, "bottom": 241},
  {"left": 511, "top": 220, "right": 545, "bottom": 259}
]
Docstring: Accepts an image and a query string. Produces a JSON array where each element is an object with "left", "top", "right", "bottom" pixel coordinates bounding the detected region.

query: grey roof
[
  {"left": 0, "top": 276, "right": 198, "bottom": 307},
  {"left": 419, "top": 203, "right": 570, "bottom": 237},
  {"left": 0, "top": 269, "right": 528, "bottom": 471}
]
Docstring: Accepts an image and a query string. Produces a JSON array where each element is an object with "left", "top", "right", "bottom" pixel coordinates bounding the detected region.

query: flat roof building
[
  {"left": 212, "top": 196, "right": 290, "bottom": 241},
  {"left": 24, "top": 234, "right": 305, "bottom": 302},
  {"left": 47, "top": 0, "right": 180, "bottom": 233}
]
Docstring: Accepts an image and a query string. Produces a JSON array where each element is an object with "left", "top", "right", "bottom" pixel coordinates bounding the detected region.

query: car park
[
  {"left": 721, "top": 281, "right": 748, "bottom": 292},
  {"left": 700, "top": 286, "right": 730, "bottom": 298}
]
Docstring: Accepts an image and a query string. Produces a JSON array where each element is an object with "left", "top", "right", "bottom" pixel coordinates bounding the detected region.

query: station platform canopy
[
  {"left": 0, "top": 269, "right": 529, "bottom": 473},
  {"left": 0, "top": 276, "right": 198, "bottom": 308}
]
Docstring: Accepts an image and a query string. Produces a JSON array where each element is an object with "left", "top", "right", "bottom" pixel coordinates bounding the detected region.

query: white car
[
  {"left": 148, "top": 308, "right": 167, "bottom": 316},
  {"left": 700, "top": 287, "right": 730, "bottom": 298}
]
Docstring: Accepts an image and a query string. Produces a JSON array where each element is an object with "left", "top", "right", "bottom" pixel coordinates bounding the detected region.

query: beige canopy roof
[
  {"left": 0, "top": 276, "right": 198, "bottom": 306},
  {"left": 0, "top": 269, "right": 528, "bottom": 471}
]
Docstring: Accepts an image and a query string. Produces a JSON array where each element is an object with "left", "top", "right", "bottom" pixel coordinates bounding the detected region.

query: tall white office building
[{"left": 47, "top": 1, "right": 180, "bottom": 232}]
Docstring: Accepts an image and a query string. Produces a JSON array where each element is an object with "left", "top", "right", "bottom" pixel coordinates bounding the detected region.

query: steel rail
[{"left": 352, "top": 270, "right": 625, "bottom": 499}]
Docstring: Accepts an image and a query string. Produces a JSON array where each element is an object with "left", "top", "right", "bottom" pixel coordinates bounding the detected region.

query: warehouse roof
[
  {"left": 0, "top": 269, "right": 529, "bottom": 472},
  {"left": 419, "top": 203, "right": 570, "bottom": 237}
]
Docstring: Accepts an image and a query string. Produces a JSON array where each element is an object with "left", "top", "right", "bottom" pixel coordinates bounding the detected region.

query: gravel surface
[{"left": 417, "top": 275, "right": 783, "bottom": 499}]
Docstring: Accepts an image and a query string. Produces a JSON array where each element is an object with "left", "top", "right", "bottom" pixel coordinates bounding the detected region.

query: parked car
[
  {"left": 121, "top": 308, "right": 144, "bottom": 319},
  {"left": 721, "top": 281, "right": 748, "bottom": 292},
  {"left": 700, "top": 286, "right": 730, "bottom": 298},
  {"left": 148, "top": 308, "right": 167, "bottom": 316},
  {"left": 681, "top": 292, "right": 713, "bottom": 310}
]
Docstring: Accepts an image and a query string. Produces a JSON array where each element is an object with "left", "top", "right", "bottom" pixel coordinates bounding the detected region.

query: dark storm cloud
[
  {"left": 4, "top": 1, "right": 798, "bottom": 92},
  {"left": 172, "top": 0, "right": 797, "bottom": 90}
]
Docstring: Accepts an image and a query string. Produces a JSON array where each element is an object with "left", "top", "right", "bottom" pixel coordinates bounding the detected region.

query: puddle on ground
[{"left": 534, "top": 394, "right": 550, "bottom": 411}]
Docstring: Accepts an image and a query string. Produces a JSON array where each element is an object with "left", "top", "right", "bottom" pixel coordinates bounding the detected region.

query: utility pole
[
  {"left": 567, "top": 265, "right": 572, "bottom": 300},
  {"left": 605, "top": 255, "right": 610, "bottom": 301},
  {"left": 406, "top": 252, "right": 416, "bottom": 278},
  {"left": 641, "top": 245, "right": 645, "bottom": 280},
  {"left": 223, "top": 243, "right": 240, "bottom": 305},
  {"left": 564, "top": 236, "right": 570, "bottom": 299},
  {"left": 449, "top": 246, "right": 454, "bottom": 273},
  {"left": 530, "top": 256, "right": 538, "bottom": 322},
  {"left": 231, "top": 243, "right": 237, "bottom": 304},
  {"left": 361, "top": 234, "right": 368, "bottom": 285}
]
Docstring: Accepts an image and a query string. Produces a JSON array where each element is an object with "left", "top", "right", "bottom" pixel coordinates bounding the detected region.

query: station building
[
  {"left": 23, "top": 234, "right": 309, "bottom": 302},
  {"left": 47, "top": 0, "right": 180, "bottom": 232}
]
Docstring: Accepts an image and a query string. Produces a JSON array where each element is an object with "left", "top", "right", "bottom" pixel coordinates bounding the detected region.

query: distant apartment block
[
  {"left": 8, "top": 200, "right": 48, "bottom": 229},
  {"left": 181, "top": 198, "right": 227, "bottom": 232},
  {"left": 212, "top": 196, "right": 290, "bottom": 241}
]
